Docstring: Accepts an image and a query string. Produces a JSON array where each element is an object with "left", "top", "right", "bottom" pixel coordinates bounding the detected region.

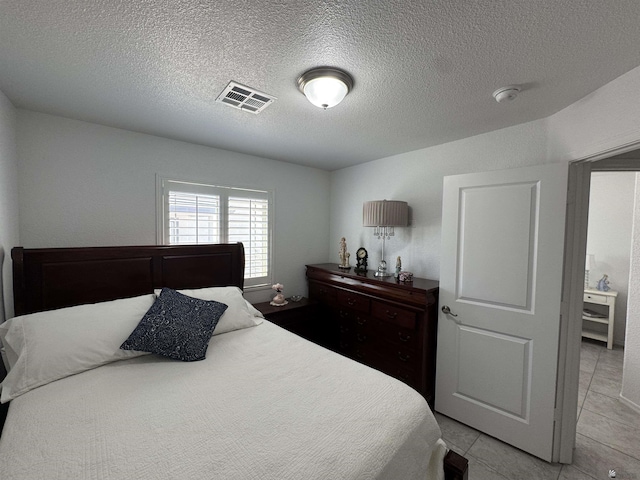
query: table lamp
[
  {"left": 585, "top": 254, "right": 596, "bottom": 289},
  {"left": 363, "top": 200, "right": 409, "bottom": 277}
]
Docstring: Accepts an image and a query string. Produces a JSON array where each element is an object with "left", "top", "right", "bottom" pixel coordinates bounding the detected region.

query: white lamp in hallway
[{"left": 585, "top": 254, "right": 596, "bottom": 289}]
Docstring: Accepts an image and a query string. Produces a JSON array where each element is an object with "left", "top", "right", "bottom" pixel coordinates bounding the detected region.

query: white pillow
[
  {"left": 0, "top": 346, "right": 7, "bottom": 372},
  {"left": 0, "top": 342, "right": 12, "bottom": 373},
  {"left": 0, "top": 328, "right": 19, "bottom": 372},
  {"left": 154, "top": 286, "right": 263, "bottom": 335},
  {"left": 0, "top": 294, "right": 156, "bottom": 403}
]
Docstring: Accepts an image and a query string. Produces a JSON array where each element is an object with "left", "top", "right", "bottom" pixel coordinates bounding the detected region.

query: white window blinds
[
  {"left": 228, "top": 196, "right": 269, "bottom": 279},
  {"left": 159, "top": 178, "right": 272, "bottom": 288},
  {"left": 168, "top": 191, "right": 221, "bottom": 245}
]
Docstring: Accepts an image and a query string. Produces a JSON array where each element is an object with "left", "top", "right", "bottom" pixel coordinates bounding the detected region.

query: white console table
[{"left": 582, "top": 288, "right": 618, "bottom": 349}]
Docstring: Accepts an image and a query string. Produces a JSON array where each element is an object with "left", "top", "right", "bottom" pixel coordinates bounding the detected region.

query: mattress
[{"left": 0, "top": 321, "right": 444, "bottom": 480}]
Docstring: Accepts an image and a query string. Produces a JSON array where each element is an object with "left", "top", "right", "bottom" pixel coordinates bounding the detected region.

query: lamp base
[
  {"left": 374, "top": 271, "right": 394, "bottom": 277},
  {"left": 375, "top": 260, "right": 392, "bottom": 277}
]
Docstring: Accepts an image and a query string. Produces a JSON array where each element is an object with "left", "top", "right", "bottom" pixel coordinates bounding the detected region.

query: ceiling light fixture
[
  {"left": 493, "top": 85, "right": 521, "bottom": 103},
  {"left": 297, "top": 67, "right": 354, "bottom": 109}
]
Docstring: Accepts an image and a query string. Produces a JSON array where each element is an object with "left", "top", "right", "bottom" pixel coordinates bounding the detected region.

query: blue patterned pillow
[{"left": 120, "top": 288, "right": 228, "bottom": 362}]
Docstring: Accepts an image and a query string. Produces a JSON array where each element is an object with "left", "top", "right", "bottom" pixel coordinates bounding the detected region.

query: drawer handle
[
  {"left": 398, "top": 332, "right": 411, "bottom": 342},
  {"left": 398, "top": 352, "right": 410, "bottom": 362},
  {"left": 356, "top": 317, "right": 367, "bottom": 326},
  {"left": 385, "top": 310, "right": 398, "bottom": 319},
  {"left": 347, "top": 298, "right": 357, "bottom": 306},
  {"left": 356, "top": 333, "right": 367, "bottom": 343}
]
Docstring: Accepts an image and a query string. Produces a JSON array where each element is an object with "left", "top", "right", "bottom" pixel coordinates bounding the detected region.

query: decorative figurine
[
  {"left": 398, "top": 271, "right": 413, "bottom": 283},
  {"left": 355, "top": 247, "right": 368, "bottom": 272},
  {"left": 395, "top": 256, "right": 402, "bottom": 278},
  {"left": 338, "top": 237, "right": 351, "bottom": 269},
  {"left": 270, "top": 283, "right": 287, "bottom": 306},
  {"left": 597, "top": 274, "right": 611, "bottom": 292}
]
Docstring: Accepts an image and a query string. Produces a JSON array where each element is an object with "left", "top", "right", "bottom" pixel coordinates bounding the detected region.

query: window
[{"left": 157, "top": 177, "right": 272, "bottom": 288}]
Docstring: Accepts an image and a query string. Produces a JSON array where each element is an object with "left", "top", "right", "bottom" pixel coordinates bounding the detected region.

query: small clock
[{"left": 354, "top": 247, "right": 368, "bottom": 272}]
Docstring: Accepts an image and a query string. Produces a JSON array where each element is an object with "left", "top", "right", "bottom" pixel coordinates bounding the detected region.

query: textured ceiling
[{"left": 1, "top": 1, "right": 640, "bottom": 171}]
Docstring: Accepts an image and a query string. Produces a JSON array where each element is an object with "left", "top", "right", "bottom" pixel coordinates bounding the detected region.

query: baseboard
[{"left": 619, "top": 393, "right": 640, "bottom": 414}]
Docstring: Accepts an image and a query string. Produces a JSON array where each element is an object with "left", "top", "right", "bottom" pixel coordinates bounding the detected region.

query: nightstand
[
  {"left": 253, "top": 297, "right": 321, "bottom": 343},
  {"left": 582, "top": 288, "right": 617, "bottom": 349}
]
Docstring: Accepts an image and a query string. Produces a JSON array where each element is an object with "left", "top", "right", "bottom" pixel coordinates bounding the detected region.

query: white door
[{"left": 435, "top": 163, "right": 568, "bottom": 462}]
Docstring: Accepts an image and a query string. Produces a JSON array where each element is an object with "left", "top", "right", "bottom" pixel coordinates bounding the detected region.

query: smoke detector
[
  {"left": 216, "top": 81, "right": 276, "bottom": 114},
  {"left": 493, "top": 86, "right": 521, "bottom": 103}
]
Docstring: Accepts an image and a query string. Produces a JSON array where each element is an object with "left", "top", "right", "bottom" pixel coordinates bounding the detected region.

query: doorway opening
[{"left": 558, "top": 149, "right": 640, "bottom": 463}]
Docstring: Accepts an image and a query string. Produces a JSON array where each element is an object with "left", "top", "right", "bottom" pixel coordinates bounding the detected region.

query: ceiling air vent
[{"left": 216, "top": 81, "right": 276, "bottom": 114}]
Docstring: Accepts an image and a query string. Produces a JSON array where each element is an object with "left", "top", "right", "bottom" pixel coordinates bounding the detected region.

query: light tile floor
[{"left": 436, "top": 340, "right": 640, "bottom": 480}]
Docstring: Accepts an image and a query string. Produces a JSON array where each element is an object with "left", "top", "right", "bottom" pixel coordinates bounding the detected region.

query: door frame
[{"left": 555, "top": 140, "right": 640, "bottom": 463}]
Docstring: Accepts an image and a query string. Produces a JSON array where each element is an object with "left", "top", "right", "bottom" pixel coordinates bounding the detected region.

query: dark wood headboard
[{"left": 12, "top": 244, "right": 245, "bottom": 316}]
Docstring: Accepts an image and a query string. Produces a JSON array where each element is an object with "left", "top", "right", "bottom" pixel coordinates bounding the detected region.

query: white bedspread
[{"left": 0, "top": 321, "right": 444, "bottom": 480}]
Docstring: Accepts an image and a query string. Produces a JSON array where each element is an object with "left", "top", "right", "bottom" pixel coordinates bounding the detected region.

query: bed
[{"left": 0, "top": 243, "right": 467, "bottom": 480}]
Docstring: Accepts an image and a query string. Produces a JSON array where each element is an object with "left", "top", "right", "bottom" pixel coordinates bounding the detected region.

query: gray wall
[
  {"left": 16, "top": 111, "right": 331, "bottom": 303},
  {"left": 328, "top": 119, "right": 548, "bottom": 280},
  {"left": 0, "top": 90, "right": 19, "bottom": 321}
]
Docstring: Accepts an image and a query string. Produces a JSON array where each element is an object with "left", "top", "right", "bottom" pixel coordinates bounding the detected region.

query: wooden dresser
[{"left": 306, "top": 264, "right": 439, "bottom": 406}]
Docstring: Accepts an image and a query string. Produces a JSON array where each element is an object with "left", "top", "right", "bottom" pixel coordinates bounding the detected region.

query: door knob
[{"left": 441, "top": 305, "right": 458, "bottom": 317}]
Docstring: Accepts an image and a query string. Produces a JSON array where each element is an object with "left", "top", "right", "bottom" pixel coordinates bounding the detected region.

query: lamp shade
[
  {"left": 585, "top": 254, "right": 596, "bottom": 270},
  {"left": 363, "top": 200, "right": 409, "bottom": 227}
]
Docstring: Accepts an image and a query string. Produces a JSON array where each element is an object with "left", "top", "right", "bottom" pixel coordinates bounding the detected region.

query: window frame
[{"left": 156, "top": 175, "right": 274, "bottom": 290}]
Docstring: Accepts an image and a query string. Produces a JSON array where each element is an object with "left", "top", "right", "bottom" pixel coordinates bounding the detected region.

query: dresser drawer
[
  {"left": 371, "top": 300, "right": 416, "bottom": 329},
  {"left": 377, "top": 345, "right": 419, "bottom": 371},
  {"left": 583, "top": 292, "right": 611, "bottom": 305},
  {"left": 337, "top": 290, "right": 370, "bottom": 314},
  {"left": 366, "top": 353, "right": 420, "bottom": 386},
  {"left": 338, "top": 309, "right": 371, "bottom": 330},
  {"left": 373, "top": 319, "right": 420, "bottom": 351},
  {"left": 338, "top": 336, "right": 378, "bottom": 363},
  {"left": 339, "top": 327, "right": 374, "bottom": 348},
  {"left": 309, "top": 281, "right": 337, "bottom": 305},
  {"left": 339, "top": 313, "right": 370, "bottom": 337}
]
